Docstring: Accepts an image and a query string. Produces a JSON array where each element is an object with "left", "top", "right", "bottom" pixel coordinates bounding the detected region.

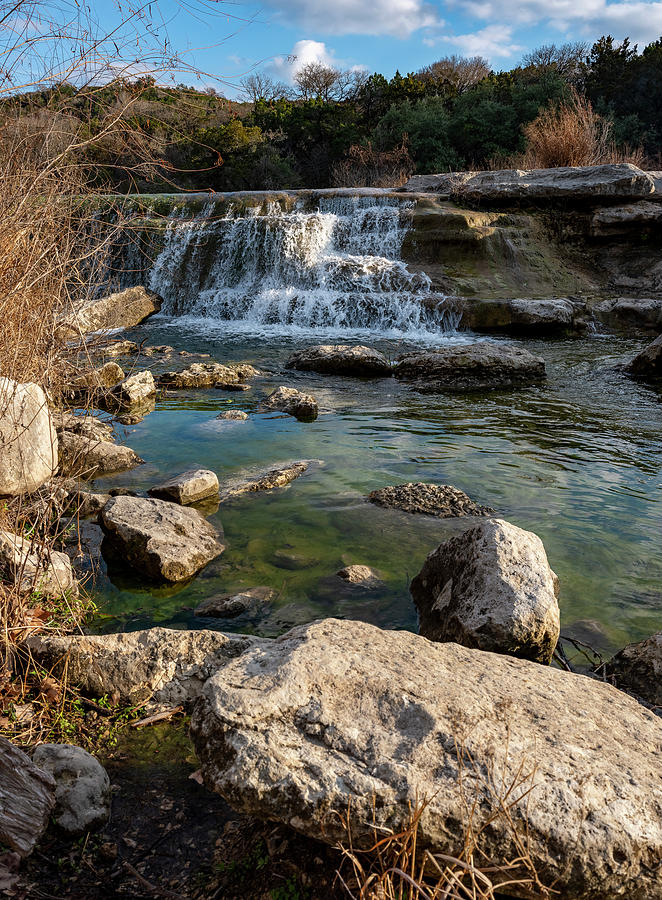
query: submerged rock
[
  {"left": 195, "top": 586, "right": 275, "bottom": 619},
  {"left": 100, "top": 495, "right": 224, "bottom": 583},
  {"left": 0, "top": 378, "right": 58, "bottom": 496},
  {"left": 625, "top": 333, "right": 662, "bottom": 381},
  {"left": 219, "top": 460, "right": 316, "bottom": 501},
  {"left": 216, "top": 410, "right": 249, "bottom": 421},
  {"left": 368, "top": 483, "right": 493, "bottom": 518},
  {"left": 394, "top": 342, "right": 545, "bottom": 392},
  {"left": 27, "top": 627, "right": 268, "bottom": 706},
  {"left": 32, "top": 744, "right": 110, "bottom": 836},
  {"left": 271, "top": 550, "right": 318, "bottom": 570},
  {"left": 286, "top": 344, "right": 392, "bottom": 376},
  {"left": 336, "top": 564, "right": 384, "bottom": 589},
  {"left": 62, "top": 286, "right": 162, "bottom": 334},
  {"left": 260, "top": 386, "right": 318, "bottom": 420},
  {"left": 58, "top": 431, "right": 143, "bottom": 479},
  {"left": 159, "top": 362, "right": 259, "bottom": 390},
  {"left": 0, "top": 530, "right": 77, "bottom": 598},
  {"left": 0, "top": 737, "right": 55, "bottom": 857},
  {"left": 190, "top": 618, "right": 662, "bottom": 900},
  {"left": 605, "top": 631, "right": 662, "bottom": 707},
  {"left": 411, "top": 518, "right": 560, "bottom": 664},
  {"left": 149, "top": 469, "right": 219, "bottom": 506}
]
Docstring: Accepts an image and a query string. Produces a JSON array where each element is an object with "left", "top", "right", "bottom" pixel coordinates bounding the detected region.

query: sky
[{"left": 102, "top": 0, "right": 662, "bottom": 95}]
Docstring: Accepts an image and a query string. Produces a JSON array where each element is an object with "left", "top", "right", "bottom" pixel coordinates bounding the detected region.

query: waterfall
[{"left": 145, "top": 192, "right": 456, "bottom": 337}]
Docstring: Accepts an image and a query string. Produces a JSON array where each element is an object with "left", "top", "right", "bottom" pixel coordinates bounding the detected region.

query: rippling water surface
[{"left": 88, "top": 320, "right": 662, "bottom": 656}]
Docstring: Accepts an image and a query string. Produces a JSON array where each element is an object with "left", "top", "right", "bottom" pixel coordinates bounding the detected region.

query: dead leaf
[{"left": 188, "top": 769, "right": 204, "bottom": 785}]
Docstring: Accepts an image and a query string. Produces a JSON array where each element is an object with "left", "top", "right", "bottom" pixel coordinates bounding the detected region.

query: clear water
[{"left": 89, "top": 321, "right": 662, "bottom": 656}]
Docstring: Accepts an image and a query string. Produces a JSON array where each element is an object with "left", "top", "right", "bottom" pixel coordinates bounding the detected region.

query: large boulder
[
  {"left": 260, "top": 387, "right": 319, "bottom": 421},
  {"left": 368, "top": 483, "right": 493, "bottom": 518},
  {"left": 400, "top": 164, "right": 656, "bottom": 203},
  {"left": 32, "top": 744, "right": 110, "bottom": 835},
  {"left": 149, "top": 469, "right": 219, "bottom": 505},
  {"left": 458, "top": 297, "right": 587, "bottom": 334},
  {"left": 0, "top": 378, "right": 57, "bottom": 496},
  {"left": 0, "top": 531, "right": 77, "bottom": 598},
  {"left": 394, "top": 342, "right": 545, "bottom": 392},
  {"left": 26, "top": 627, "right": 267, "bottom": 706},
  {"left": 158, "top": 362, "right": 258, "bottom": 390},
  {"left": 286, "top": 345, "right": 392, "bottom": 377},
  {"left": 625, "top": 333, "right": 662, "bottom": 381},
  {"left": 594, "top": 297, "right": 662, "bottom": 331},
  {"left": 0, "top": 737, "right": 55, "bottom": 857},
  {"left": 100, "top": 495, "right": 224, "bottom": 582},
  {"left": 63, "top": 286, "right": 162, "bottom": 334},
  {"left": 410, "top": 518, "right": 560, "bottom": 664},
  {"left": 58, "top": 431, "right": 143, "bottom": 479},
  {"left": 604, "top": 631, "right": 662, "bottom": 707},
  {"left": 190, "top": 618, "right": 662, "bottom": 900},
  {"left": 103, "top": 370, "right": 156, "bottom": 411}
]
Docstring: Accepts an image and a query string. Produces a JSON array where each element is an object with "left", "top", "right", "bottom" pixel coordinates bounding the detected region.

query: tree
[
  {"left": 522, "top": 42, "right": 588, "bottom": 83},
  {"left": 293, "top": 63, "right": 340, "bottom": 101},
  {"left": 417, "top": 56, "right": 491, "bottom": 93},
  {"left": 239, "top": 72, "right": 289, "bottom": 103}
]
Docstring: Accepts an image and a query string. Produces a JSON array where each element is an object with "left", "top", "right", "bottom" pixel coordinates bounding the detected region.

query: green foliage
[{"left": 374, "top": 97, "right": 464, "bottom": 173}]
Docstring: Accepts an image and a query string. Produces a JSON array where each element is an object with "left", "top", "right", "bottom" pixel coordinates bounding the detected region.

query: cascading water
[{"left": 145, "top": 192, "right": 457, "bottom": 337}]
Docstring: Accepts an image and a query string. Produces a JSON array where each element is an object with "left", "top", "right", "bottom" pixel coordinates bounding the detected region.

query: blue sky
[{"left": 103, "top": 0, "right": 662, "bottom": 95}]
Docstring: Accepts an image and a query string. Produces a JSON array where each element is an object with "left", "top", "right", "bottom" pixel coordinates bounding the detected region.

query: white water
[{"left": 146, "top": 194, "right": 457, "bottom": 338}]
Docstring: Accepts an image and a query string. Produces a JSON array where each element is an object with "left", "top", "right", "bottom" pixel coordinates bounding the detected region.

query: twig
[
  {"left": 122, "top": 860, "right": 186, "bottom": 899},
  {"left": 130, "top": 705, "right": 183, "bottom": 728}
]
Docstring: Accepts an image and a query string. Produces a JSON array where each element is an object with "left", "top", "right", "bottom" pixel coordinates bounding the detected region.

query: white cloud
[
  {"left": 264, "top": 0, "right": 441, "bottom": 37},
  {"left": 442, "top": 24, "right": 524, "bottom": 58},
  {"left": 270, "top": 39, "right": 339, "bottom": 82}
]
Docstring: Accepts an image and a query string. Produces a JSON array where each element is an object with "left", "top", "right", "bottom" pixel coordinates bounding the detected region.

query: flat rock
[
  {"left": 411, "top": 518, "right": 560, "bottom": 664},
  {"left": 216, "top": 410, "right": 249, "bottom": 421},
  {"left": 0, "top": 378, "right": 58, "bottom": 496},
  {"left": 286, "top": 345, "right": 392, "bottom": 376},
  {"left": 458, "top": 297, "right": 587, "bottom": 333},
  {"left": 0, "top": 530, "right": 77, "bottom": 598},
  {"left": 26, "top": 627, "right": 268, "bottom": 706},
  {"left": 368, "top": 483, "right": 494, "bottom": 518},
  {"left": 99, "top": 340, "right": 139, "bottom": 357},
  {"left": 52, "top": 412, "right": 114, "bottom": 443},
  {"left": 625, "top": 333, "right": 662, "bottom": 380},
  {"left": 100, "top": 495, "right": 224, "bottom": 583},
  {"left": 63, "top": 286, "right": 162, "bottom": 334},
  {"left": 336, "top": 565, "right": 384, "bottom": 588},
  {"left": 195, "top": 586, "right": 275, "bottom": 619},
  {"left": 158, "top": 362, "right": 259, "bottom": 390},
  {"left": 594, "top": 297, "right": 662, "bottom": 331},
  {"left": 605, "top": 631, "right": 662, "bottom": 707},
  {"left": 58, "top": 431, "right": 143, "bottom": 479},
  {"left": 32, "top": 744, "right": 110, "bottom": 835},
  {"left": 220, "top": 461, "right": 316, "bottom": 502},
  {"left": 591, "top": 200, "right": 662, "bottom": 233},
  {"left": 260, "top": 386, "right": 318, "bottom": 420},
  {"left": 0, "top": 738, "right": 55, "bottom": 857},
  {"left": 190, "top": 618, "right": 662, "bottom": 900},
  {"left": 149, "top": 469, "right": 219, "bottom": 505},
  {"left": 394, "top": 342, "right": 546, "bottom": 392}
]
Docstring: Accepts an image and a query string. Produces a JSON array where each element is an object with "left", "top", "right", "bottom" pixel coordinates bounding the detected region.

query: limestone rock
[
  {"left": 52, "top": 412, "right": 114, "bottom": 443},
  {"left": 32, "top": 744, "right": 110, "bottom": 835},
  {"left": 100, "top": 495, "right": 224, "bottom": 582},
  {"left": 411, "top": 518, "right": 560, "bottom": 664},
  {"left": 219, "top": 461, "right": 316, "bottom": 502},
  {"left": 0, "top": 530, "right": 77, "bottom": 598},
  {"left": 368, "top": 483, "right": 493, "bottom": 518},
  {"left": 58, "top": 431, "right": 143, "bottom": 479},
  {"left": 0, "top": 378, "right": 58, "bottom": 496},
  {"left": 159, "top": 362, "right": 259, "bottom": 390},
  {"left": 260, "top": 386, "right": 318, "bottom": 420},
  {"left": 195, "top": 586, "right": 275, "bottom": 619},
  {"left": 336, "top": 565, "right": 384, "bottom": 589},
  {"left": 286, "top": 345, "right": 392, "bottom": 377},
  {"left": 190, "top": 618, "right": 662, "bottom": 900},
  {"left": 0, "top": 737, "right": 55, "bottom": 857},
  {"left": 149, "top": 469, "right": 219, "bottom": 505},
  {"left": 64, "top": 362, "right": 125, "bottom": 396},
  {"left": 625, "top": 333, "right": 662, "bottom": 381},
  {"left": 458, "top": 297, "right": 586, "bottom": 334},
  {"left": 594, "top": 297, "right": 662, "bottom": 331},
  {"left": 394, "top": 342, "right": 546, "bottom": 392},
  {"left": 216, "top": 410, "right": 249, "bottom": 421},
  {"left": 99, "top": 340, "right": 139, "bottom": 357},
  {"left": 63, "top": 286, "right": 162, "bottom": 334},
  {"left": 271, "top": 550, "right": 317, "bottom": 570},
  {"left": 27, "top": 627, "right": 267, "bottom": 706},
  {"left": 605, "top": 631, "right": 662, "bottom": 707},
  {"left": 591, "top": 200, "right": 662, "bottom": 233},
  {"left": 104, "top": 370, "right": 156, "bottom": 410}
]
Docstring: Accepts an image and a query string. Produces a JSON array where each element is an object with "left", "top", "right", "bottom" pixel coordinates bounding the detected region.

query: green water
[{"left": 89, "top": 321, "right": 662, "bottom": 655}]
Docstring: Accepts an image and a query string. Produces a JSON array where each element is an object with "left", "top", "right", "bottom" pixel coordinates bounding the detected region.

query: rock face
[
  {"left": 190, "top": 618, "right": 662, "bottom": 900},
  {"left": 368, "top": 483, "right": 494, "bottom": 518},
  {"left": 411, "top": 519, "right": 560, "bottom": 664},
  {"left": 0, "top": 531, "right": 77, "bottom": 598},
  {"left": 64, "top": 286, "right": 162, "bottom": 334},
  {"left": 394, "top": 342, "right": 546, "bottom": 392},
  {"left": 219, "top": 461, "right": 316, "bottom": 502},
  {"left": 286, "top": 345, "right": 392, "bottom": 376},
  {"left": 32, "top": 744, "right": 110, "bottom": 835},
  {"left": 159, "top": 362, "right": 258, "bottom": 390},
  {"left": 0, "top": 378, "right": 58, "bottom": 496},
  {"left": 100, "top": 495, "right": 224, "bottom": 582},
  {"left": 594, "top": 297, "right": 662, "bottom": 331},
  {"left": 58, "top": 431, "right": 143, "bottom": 479},
  {"left": 27, "top": 627, "right": 267, "bottom": 706},
  {"left": 458, "top": 297, "right": 586, "bottom": 334},
  {"left": 0, "top": 737, "right": 56, "bottom": 856},
  {"left": 149, "top": 469, "right": 219, "bottom": 505},
  {"left": 260, "top": 386, "right": 318, "bottom": 420},
  {"left": 625, "top": 333, "right": 662, "bottom": 380},
  {"left": 591, "top": 200, "right": 662, "bottom": 233},
  {"left": 400, "top": 163, "right": 656, "bottom": 203},
  {"left": 605, "top": 631, "right": 662, "bottom": 707},
  {"left": 195, "top": 586, "right": 275, "bottom": 619}
]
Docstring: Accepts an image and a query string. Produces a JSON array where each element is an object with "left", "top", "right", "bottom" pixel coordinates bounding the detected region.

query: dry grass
[{"left": 331, "top": 139, "right": 414, "bottom": 188}]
